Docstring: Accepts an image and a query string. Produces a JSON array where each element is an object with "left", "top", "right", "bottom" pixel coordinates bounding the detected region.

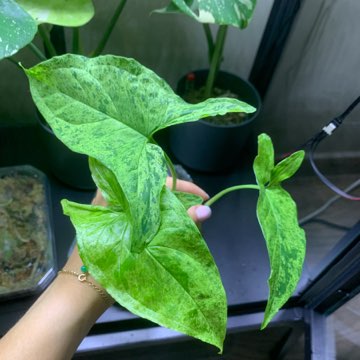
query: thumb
[{"left": 187, "top": 205, "right": 212, "bottom": 223}]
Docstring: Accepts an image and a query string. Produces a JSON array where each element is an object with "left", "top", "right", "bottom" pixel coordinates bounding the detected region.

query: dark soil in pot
[
  {"left": 169, "top": 70, "right": 262, "bottom": 172},
  {"left": 0, "top": 166, "right": 56, "bottom": 300}
]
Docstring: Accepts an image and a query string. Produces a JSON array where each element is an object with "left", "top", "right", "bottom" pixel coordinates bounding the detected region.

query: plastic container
[{"left": 0, "top": 165, "right": 56, "bottom": 301}]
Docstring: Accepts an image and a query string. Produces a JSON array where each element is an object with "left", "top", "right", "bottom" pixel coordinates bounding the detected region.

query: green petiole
[{"left": 205, "top": 184, "right": 260, "bottom": 207}]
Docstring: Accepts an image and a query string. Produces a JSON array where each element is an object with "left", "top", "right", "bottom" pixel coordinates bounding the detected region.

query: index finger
[{"left": 166, "top": 177, "right": 209, "bottom": 201}]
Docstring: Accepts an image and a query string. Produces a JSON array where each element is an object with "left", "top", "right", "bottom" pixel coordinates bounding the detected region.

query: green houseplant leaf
[
  {"left": 25, "top": 54, "right": 255, "bottom": 251},
  {"left": 17, "top": 0, "right": 95, "bottom": 26},
  {"left": 253, "top": 134, "right": 306, "bottom": 328},
  {"left": 157, "top": 0, "right": 257, "bottom": 28},
  {"left": 270, "top": 151, "right": 305, "bottom": 186},
  {"left": 62, "top": 190, "right": 227, "bottom": 351},
  {"left": 62, "top": 158, "right": 227, "bottom": 351},
  {"left": 253, "top": 133, "right": 274, "bottom": 187},
  {"left": 24, "top": 53, "right": 306, "bottom": 349},
  {"left": 0, "top": 0, "right": 37, "bottom": 59},
  {"left": 173, "top": 191, "right": 204, "bottom": 209},
  {"left": 25, "top": 54, "right": 256, "bottom": 351}
]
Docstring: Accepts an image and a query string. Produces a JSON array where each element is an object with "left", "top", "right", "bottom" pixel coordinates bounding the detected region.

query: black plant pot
[
  {"left": 169, "top": 70, "right": 262, "bottom": 172},
  {"left": 37, "top": 114, "right": 95, "bottom": 190}
]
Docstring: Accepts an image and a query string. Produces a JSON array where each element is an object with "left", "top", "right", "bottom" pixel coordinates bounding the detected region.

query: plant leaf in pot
[
  {"left": 24, "top": 54, "right": 306, "bottom": 351},
  {"left": 156, "top": 0, "right": 261, "bottom": 172},
  {"left": 170, "top": 69, "right": 261, "bottom": 172}
]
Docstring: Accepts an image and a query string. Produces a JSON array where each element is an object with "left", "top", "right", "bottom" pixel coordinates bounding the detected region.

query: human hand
[
  {"left": 165, "top": 177, "right": 212, "bottom": 224},
  {"left": 92, "top": 177, "right": 212, "bottom": 224}
]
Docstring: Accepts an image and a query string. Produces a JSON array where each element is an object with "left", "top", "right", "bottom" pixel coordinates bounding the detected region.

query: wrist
[
  {"left": 58, "top": 267, "right": 114, "bottom": 308},
  {"left": 61, "top": 244, "right": 114, "bottom": 310}
]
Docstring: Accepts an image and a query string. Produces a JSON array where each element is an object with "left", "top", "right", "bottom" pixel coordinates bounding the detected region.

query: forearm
[{"left": 0, "top": 250, "right": 112, "bottom": 360}]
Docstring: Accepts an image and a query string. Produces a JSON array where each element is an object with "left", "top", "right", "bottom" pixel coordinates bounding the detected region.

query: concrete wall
[
  {"left": 0, "top": 0, "right": 272, "bottom": 125},
  {"left": 257, "top": 0, "right": 360, "bottom": 156}
]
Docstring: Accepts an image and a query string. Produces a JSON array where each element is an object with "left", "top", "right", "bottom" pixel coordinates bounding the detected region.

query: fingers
[
  {"left": 187, "top": 205, "right": 212, "bottom": 225},
  {"left": 92, "top": 179, "right": 211, "bottom": 224},
  {"left": 91, "top": 189, "right": 108, "bottom": 206},
  {"left": 166, "top": 177, "right": 209, "bottom": 201}
]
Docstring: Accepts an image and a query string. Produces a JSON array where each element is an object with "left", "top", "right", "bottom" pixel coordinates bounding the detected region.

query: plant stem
[
  {"left": 28, "top": 42, "right": 47, "bottom": 61},
  {"left": 92, "top": 0, "right": 127, "bottom": 57},
  {"left": 204, "top": 25, "right": 228, "bottom": 99},
  {"left": 205, "top": 184, "right": 260, "bottom": 207},
  {"left": 49, "top": 26, "right": 67, "bottom": 55},
  {"left": 5, "top": 57, "right": 21, "bottom": 68},
  {"left": 162, "top": 151, "right": 177, "bottom": 191},
  {"left": 72, "top": 27, "right": 81, "bottom": 54},
  {"left": 203, "top": 24, "right": 214, "bottom": 63},
  {"left": 38, "top": 25, "right": 57, "bottom": 58}
]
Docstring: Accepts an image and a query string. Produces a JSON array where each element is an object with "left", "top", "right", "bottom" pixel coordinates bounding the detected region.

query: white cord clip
[{"left": 322, "top": 122, "right": 337, "bottom": 135}]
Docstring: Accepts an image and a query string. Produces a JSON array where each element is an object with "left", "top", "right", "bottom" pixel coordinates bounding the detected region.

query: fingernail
[{"left": 195, "top": 205, "right": 212, "bottom": 221}]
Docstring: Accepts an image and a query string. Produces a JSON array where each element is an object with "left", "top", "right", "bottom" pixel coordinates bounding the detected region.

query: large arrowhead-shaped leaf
[
  {"left": 25, "top": 54, "right": 255, "bottom": 350},
  {"left": 62, "top": 158, "right": 227, "bottom": 351},
  {"left": 156, "top": 0, "right": 257, "bottom": 29},
  {"left": 0, "top": 0, "right": 37, "bottom": 59},
  {"left": 17, "top": 0, "right": 95, "bottom": 26},
  {"left": 25, "top": 54, "right": 255, "bottom": 251},
  {"left": 253, "top": 134, "right": 306, "bottom": 328}
]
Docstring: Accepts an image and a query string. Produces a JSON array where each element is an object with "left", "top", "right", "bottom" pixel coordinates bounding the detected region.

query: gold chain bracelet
[{"left": 58, "top": 268, "right": 114, "bottom": 306}]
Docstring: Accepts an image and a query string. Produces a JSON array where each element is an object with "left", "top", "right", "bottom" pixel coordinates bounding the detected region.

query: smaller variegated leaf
[
  {"left": 253, "top": 134, "right": 306, "bottom": 329},
  {"left": 0, "top": 0, "right": 37, "bottom": 59},
  {"left": 270, "top": 151, "right": 305, "bottom": 186},
  {"left": 253, "top": 133, "right": 274, "bottom": 188},
  {"left": 156, "top": 0, "right": 257, "bottom": 29}
]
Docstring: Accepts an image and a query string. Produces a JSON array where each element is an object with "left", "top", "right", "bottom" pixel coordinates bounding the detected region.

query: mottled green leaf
[
  {"left": 88, "top": 157, "right": 127, "bottom": 211},
  {"left": 156, "top": 0, "right": 257, "bottom": 29},
  {"left": 25, "top": 54, "right": 255, "bottom": 252},
  {"left": 270, "top": 150, "right": 305, "bottom": 186},
  {"left": 17, "top": 0, "right": 94, "bottom": 26},
  {"left": 62, "top": 186, "right": 227, "bottom": 352},
  {"left": 256, "top": 186, "right": 305, "bottom": 329},
  {"left": 0, "top": 0, "right": 37, "bottom": 59},
  {"left": 253, "top": 134, "right": 306, "bottom": 328},
  {"left": 253, "top": 133, "right": 274, "bottom": 188},
  {"left": 25, "top": 54, "right": 251, "bottom": 350}
]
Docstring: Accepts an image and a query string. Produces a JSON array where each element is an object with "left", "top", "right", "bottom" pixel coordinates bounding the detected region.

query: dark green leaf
[
  {"left": 156, "top": 0, "right": 257, "bottom": 29},
  {"left": 0, "top": 0, "right": 37, "bottom": 59},
  {"left": 270, "top": 151, "right": 305, "bottom": 186},
  {"left": 253, "top": 133, "right": 274, "bottom": 188}
]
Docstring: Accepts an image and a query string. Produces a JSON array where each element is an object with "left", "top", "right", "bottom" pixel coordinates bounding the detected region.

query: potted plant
[
  {"left": 0, "top": 0, "right": 127, "bottom": 189},
  {"left": 155, "top": 0, "right": 262, "bottom": 172},
  {"left": 24, "top": 53, "right": 306, "bottom": 353}
]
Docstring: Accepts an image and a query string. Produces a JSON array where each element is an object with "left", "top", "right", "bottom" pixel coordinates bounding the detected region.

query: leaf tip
[
  {"left": 261, "top": 309, "right": 276, "bottom": 330},
  {"left": 61, "top": 199, "right": 70, "bottom": 214}
]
